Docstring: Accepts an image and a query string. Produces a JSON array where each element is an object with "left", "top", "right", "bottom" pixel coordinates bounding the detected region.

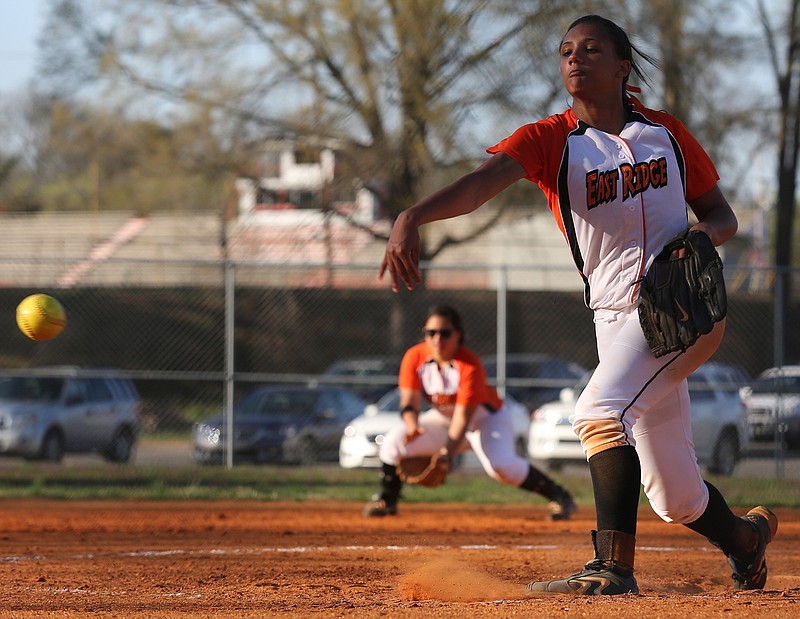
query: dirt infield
[{"left": 0, "top": 500, "right": 797, "bottom": 618}]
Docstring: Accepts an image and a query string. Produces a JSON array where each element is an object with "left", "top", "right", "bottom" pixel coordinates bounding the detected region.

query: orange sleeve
[
  {"left": 487, "top": 123, "right": 546, "bottom": 182},
  {"left": 670, "top": 120, "right": 720, "bottom": 201},
  {"left": 455, "top": 361, "right": 481, "bottom": 407},
  {"left": 634, "top": 103, "right": 720, "bottom": 201},
  {"left": 454, "top": 348, "right": 501, "bottom": 408},
  {"left": 486, "top": 112, "right": 573, "bottom": 186},
  {"left": 398, "top": 344, "right": 424, "bottom": 391}
]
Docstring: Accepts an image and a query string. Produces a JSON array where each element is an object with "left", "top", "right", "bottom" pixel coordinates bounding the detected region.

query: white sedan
[
  {"left": 527, "top": 362, "right": 749, "bottom": 476},
  {"left": 339, "top": 388, "right": 531, "bottom": 469}
]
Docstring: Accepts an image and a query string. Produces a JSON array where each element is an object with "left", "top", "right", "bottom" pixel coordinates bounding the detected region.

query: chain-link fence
[{"left": 0, "top": 254, "right": 798, "bottom": 478}]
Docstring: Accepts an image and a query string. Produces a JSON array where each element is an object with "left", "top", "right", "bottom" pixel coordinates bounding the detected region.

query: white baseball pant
[
  {"left": 379, "top": 404, "right": 530, "bottom": 486},
  {"left": 571, "top": 305, "right": 725, "bottom": 524}
]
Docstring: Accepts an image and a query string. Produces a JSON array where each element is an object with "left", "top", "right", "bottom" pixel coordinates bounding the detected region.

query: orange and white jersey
[
  {"left": 398, "top": 342, "right": 503, "bottom": 417},
  {"left": 487, "top": 97, "right": 719, "bottom": 311}
]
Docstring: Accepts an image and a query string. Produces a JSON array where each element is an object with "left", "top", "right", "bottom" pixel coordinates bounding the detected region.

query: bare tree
[
  {"left": 0, "top": 92, "right": 53, "bottom": 212},
  {"left": 757, "top": 0, "right": 800, "bottom": 358},
  {"left": 37, "top": 0, "right": 594, "bottom": 259},
  {"left": 759, "top": 0, "right": 800, "bottom": 270},
  {"left": 628, "top": 0, "right": 766, "bottom": 202},
  {"left": 36, "top": 1, "right": 772, "bottom": 251}
]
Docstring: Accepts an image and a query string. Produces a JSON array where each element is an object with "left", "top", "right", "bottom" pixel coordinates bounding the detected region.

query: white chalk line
[
  {"left": 0, "top": 543, "right": 699, "bottom": 565},
  {"left": 9, "top": 544, "right": 791, "bottom": 603},
  {"left": 22, "top": 586, "right": 204, "bottom": 600}
]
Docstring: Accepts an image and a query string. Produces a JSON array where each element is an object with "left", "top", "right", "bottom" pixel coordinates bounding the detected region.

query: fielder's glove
[
  {"left": 638, "top": 229, "right": 727, "bottom": 358},
  {"left": 397, "top": 452, "right": 450, "bottom": 488}
]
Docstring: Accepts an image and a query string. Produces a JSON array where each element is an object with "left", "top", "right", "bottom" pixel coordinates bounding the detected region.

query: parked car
[
  {"left": 0, "top": 367, "right": 141, "bottom": 463},
  {"left": 317, "top": 357, "right": 401, "bottom": 403},
  {"left": 483, "top": 353, "right": 587, "bottom": 412},
  {"left": 527, "top": 362, "right": 749, "bottom": 476},
  {"left": 192, "top": 385, "right": 367, "bottom": 465},
  {"left": 339, "top": 388, "right": 531, "bottom": 469},
  {"left": 741, "top": 365, "right": 800, "bottom": 448}
]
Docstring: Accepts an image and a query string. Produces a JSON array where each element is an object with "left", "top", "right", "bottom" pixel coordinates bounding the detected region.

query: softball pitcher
[{"left": 379, "top": 14, "right": 776, "bottom": 596}]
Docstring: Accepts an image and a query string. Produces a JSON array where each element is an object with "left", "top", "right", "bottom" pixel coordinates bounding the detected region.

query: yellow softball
[{"left": 16, "top": 294, "right": 67, "bottom": 341}]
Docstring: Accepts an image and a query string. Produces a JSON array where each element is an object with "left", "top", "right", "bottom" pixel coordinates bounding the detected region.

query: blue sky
[{"left": 0, "top": 0, "right": 45, "bottom": 94}]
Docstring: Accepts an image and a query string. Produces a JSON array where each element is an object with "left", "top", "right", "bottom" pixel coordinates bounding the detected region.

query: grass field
[{"left": 0, "top": 461, "right": 796, "bottom": 507}]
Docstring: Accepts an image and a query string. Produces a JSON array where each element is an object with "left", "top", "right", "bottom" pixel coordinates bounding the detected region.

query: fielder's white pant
[
  {"left": 378, "top": 404, "right": 530, "bottom": 486},
  {"left": 571, "top": 305, "right": 725, "bottom": 524}
]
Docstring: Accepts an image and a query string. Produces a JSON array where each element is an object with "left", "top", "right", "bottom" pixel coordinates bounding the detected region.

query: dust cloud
[{"left": 398, "top": 555, "right": 523, "bottom": 601}]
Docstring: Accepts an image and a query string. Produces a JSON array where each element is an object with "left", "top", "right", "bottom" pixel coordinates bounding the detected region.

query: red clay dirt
[{"left": 0, "top": 499, "right": 797, "bottom": 618}]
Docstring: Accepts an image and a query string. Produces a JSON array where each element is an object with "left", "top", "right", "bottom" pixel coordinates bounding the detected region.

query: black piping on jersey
[
  {"left": 420, "top": 357, "right": 498, "bottom": 414},
  {"left": 618, "top": 349, "right": 686, "bottom": 445},
  {"left": 628, "top": 110, "right": 687, "bottom": 192},
  {"left": 557, "top": 120, "right": 592, "bottom": 306},
  {"left": 557, "top": 114, "right": 691, "bottom": 308}
]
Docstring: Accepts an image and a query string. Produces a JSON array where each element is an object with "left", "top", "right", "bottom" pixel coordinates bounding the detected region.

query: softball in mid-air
[{"left": 16, "top": 293, "right": 67, "bottom": 341}]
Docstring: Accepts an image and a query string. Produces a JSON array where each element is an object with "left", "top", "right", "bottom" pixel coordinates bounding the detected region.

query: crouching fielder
[{"left": 363, "top": 304, "right": 576, "bottom": 521}]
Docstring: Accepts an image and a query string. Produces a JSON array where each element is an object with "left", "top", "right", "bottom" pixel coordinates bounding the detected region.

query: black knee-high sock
[
  {"left": 588, "top": 445, "right": 641, "bottom": 535},
  {"left": 684, "top": 481, "right": 757, "bottom": 558},
  {"left": 379, "top": 462, "right": 402, "bottom": 504},
  {"left": 519, "top": 464, "right": 569, "bottom": 501}
]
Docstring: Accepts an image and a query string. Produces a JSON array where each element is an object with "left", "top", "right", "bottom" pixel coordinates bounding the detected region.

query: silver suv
[
  {"left": 527, "top": 362, "right": 749, "bottom": 476},
  {"left": 742, "top": 365, "right": 800, "bottom": 449},
  {"left": 0, "top": 368, "right": 141, "bottom": 463}
]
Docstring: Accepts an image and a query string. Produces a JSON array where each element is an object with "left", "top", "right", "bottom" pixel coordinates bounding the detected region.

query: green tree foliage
[
  {"left": 0, "top": 93, "right": 45, "bottom": 212},
  {"left": 37, "top": 0, "right": 617, "bottom": 256},
  {"left": 18, "top": 99, "right": 239, "bottom": 215},
  {"left": 758, "top": 0, "right": 800, "bottom": 271},
  {"left": 23, "top": 1, "right": 786, "bottom": 263},
  {"left": 630, "top": 0, "right": 770, "bottom": 201}
]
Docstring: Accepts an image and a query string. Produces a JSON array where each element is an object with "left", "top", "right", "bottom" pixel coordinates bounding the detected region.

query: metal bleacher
[
  {"left": 0, "top": 211, "right": 225, "bottom": 288},
  {"left": 0, "top": 207, "right": 580, "bottom": 290}
]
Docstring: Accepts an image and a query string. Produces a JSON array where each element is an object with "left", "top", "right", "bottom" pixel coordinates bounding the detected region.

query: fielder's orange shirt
[{"left": 398, "top": 343, "right": 503, "bottom": 417}]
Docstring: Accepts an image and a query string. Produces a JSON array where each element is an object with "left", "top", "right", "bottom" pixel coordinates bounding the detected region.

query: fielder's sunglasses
[{"left": 423, "top": 328, "right": 454, "bottom": 338}]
